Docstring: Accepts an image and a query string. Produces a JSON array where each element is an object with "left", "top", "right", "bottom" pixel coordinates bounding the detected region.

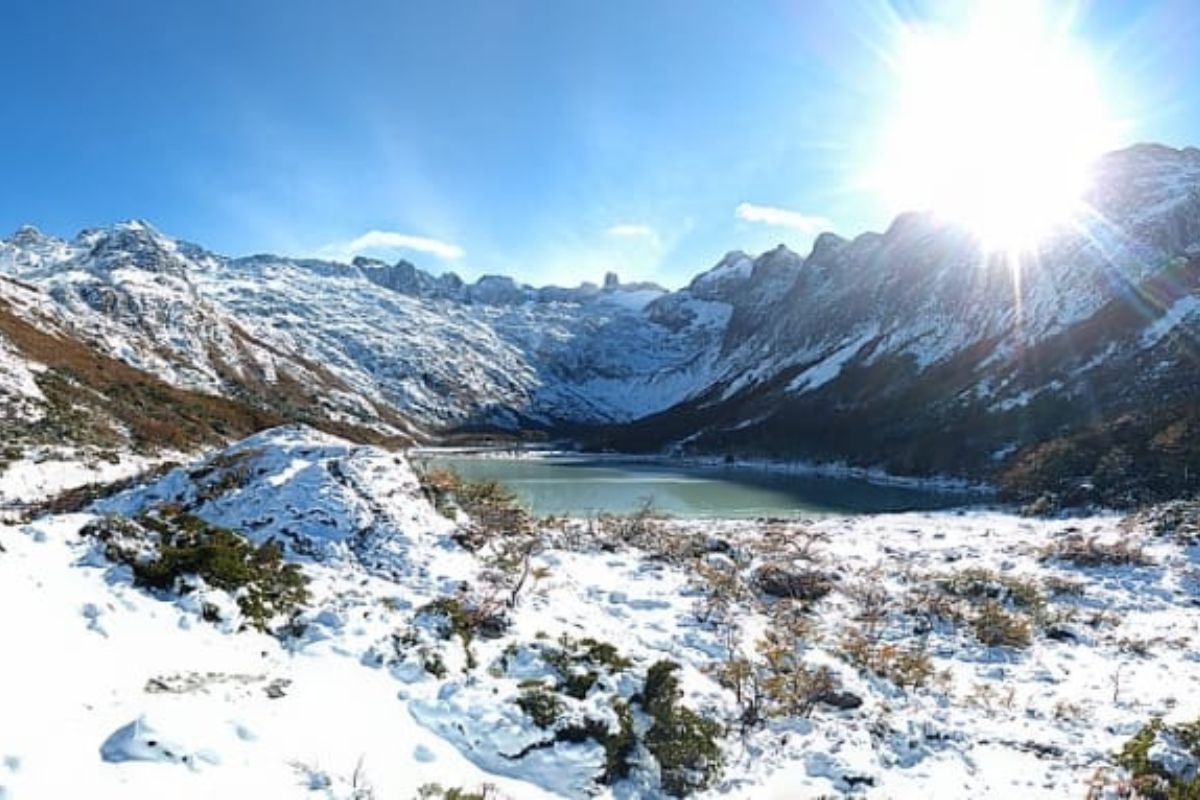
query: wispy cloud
[
  {"left": 317, "top": 230, "right": 465, "bottom": 262},
  {"left": 735, "top": 202, "right": 833, "bottom": 233},
  {"left": 605, "top": 223, "right": 658, "bottom": 240}
]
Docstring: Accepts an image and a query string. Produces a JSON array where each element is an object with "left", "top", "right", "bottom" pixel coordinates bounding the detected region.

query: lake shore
[
  {"left": 412, "top": 449, "right": 979, "bottom": 518},
  {"left": 409, "top": 445, "right": 996, "bottom": 498}
]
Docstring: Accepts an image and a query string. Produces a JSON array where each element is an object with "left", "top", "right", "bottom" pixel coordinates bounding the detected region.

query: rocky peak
[
  {"left": 351, "top": 255, "right": 390, "bottom": 270},
  {"left": 8, "top": 224, "right": 48, "bottom": 247},
  {"left": 808, "top": 231, "right": 847, "bottom": 262},
  {"left": 467, "top": 274, "right": 528, "bottom": 306},
  {"left": 685, "top": 251, "right": 753, "bottom": 299},
  {"left": 752, "top": 244, "right": 803, "bottom": 273},
  {"left": 71, "top": 219, "right": 193, "bottom": 277},
  {"left": 0, "top": 224, "right": 77, "bottom": 276}
]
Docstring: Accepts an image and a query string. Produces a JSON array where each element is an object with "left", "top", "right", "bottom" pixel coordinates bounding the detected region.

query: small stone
[
  {"left": 816, "top": 690, "right": 864, "bottom": 711},
  {"left": 1045, "top": 626, "right": 1080, "bottom": 643},
  {"left": 476, "top": 613, "right": 509, "bottom": 640}
]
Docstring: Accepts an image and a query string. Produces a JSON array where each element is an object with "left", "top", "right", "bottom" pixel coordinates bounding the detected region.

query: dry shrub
[
  {"left": 838, "top": 627, "right": 934, "bottom": 689},
  {"left": 1040, "top": 534, "right": 1152, "bottom": 567},
  {"left": 971, "top": 601, "right": 1032, "bottom": 648}
]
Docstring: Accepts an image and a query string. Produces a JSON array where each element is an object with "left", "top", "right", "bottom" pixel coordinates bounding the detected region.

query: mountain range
[{"left": 3, "top": 142, "right": 1200, "bottom": 506}]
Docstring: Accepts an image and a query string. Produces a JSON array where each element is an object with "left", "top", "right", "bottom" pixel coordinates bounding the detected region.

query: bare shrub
[
  {"left": 971, "top": 601, "right": 1032, "bottom": 648},
  {"left": 1040, "top": 534, "right": 1152, "bottom": 567},
  {"left": 838, "top": 627, "right": 935, "bottom": 690}
]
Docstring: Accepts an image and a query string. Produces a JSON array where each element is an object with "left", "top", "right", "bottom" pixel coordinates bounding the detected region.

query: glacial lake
[{"left": 414, "top": 453, "right": 976, "bottom": 518}]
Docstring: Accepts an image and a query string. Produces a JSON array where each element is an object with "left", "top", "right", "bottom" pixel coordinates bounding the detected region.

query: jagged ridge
[{"left": 0, "top": 143, "right": 1198, "bottom": 500}]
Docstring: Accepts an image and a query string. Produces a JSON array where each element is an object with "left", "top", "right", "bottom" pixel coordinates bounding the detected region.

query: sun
[{"left": 877, "top": 1, "right": 1118, "bottom": 253}]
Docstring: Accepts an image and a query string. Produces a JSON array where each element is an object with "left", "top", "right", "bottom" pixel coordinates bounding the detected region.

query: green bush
[
  {"left": 416, "top": 467, "right": 532, "bottom": 545},
  {"left": 640, "top": 660, "right": 724, "bottom": 797},
  {"left": 642, "top": 660, "right": 684, "bottom": 719},
  {"left": 602, "top": 699, "right": 637, "bottom": 784},
  {"left": 539, "top": 635, "right": 632, "bottom": 700},
  {"left": 516, "top": 685, "right": 564, "bottom": 729},
  {"left": 91, "top": 510, "right": 308, "bottom": 632},
  {"left": 415, "top": 597, "right": 480, "bottom": 671},
  {"left": 510, "top": 688, "right": 634, "bottom": 784},
  {"left": 421, "top": 649, "right": 448, "bottom": 679},
  {"left": 503, "top": 651, "right": 719, "bottom": 793},
  {"left": 1115, "top": 718, "right": 1200, "bottom": 799},
  {"left": 1040, "top": 534, "right": 1151, "bottom": 567},
  {"left": 837, "top": 628, "right": 934, "bottom": 689},
  {"left": 415, "top": 784, "right": 498, "bottom": 800}
]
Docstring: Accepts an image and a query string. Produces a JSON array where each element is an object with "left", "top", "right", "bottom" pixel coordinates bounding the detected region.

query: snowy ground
[
  {"left": 1, "top": 426, "right": 1197, "bottom": 799},
  {"left": 0, "top": 449, "right": 179, "bottom": 517}
]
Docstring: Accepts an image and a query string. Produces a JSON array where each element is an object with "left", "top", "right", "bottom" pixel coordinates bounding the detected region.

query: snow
[
  {"left": 3, "top": 144, "right": 1200, "bottom": 445},
  {"left": 594, "top": 287, "right": 665, "bottom": 311},
  {"left": 0, "top": 222, "right": 736, "bottom": 431},
  {"left": 787, "top": 327, "right": 878, "bottom": 394},
  {"left": 0, "top": 515, "right": 556, "bottom": 799},
  {"left": 690, "top": 253, "right": 753, "bottom": 291},
  {"left": 0, "top": 431, "right": 554, "bottom": 800},
  {"left": 0, "top": 338, "right": 44, "bottom": 423},
  {"left": 1142, "top": 294, "right": 1200, "bottom": 348},
  {"left": 0, "top": 451, "right": 173, "bottom": 512},
  {"left": 990, "top": 380, "right": 1064, "bottom": 413},
  {"left": 3, "top": 146, "right": 1200, "bottom": 800},
  {"left": 2, "top": 426, "right": 1198, "bottom": 798}
]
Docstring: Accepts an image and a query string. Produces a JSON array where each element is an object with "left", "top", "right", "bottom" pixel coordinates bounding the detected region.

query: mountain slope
[
  {"left": 2, "top": 143, "right": 1199, "bottom": 498},
  {"left": 0, "top": 221, "right": 732, "bottom": 433},
  {"left": 0, "top": 271, "right": 405, "bottom": 473},
  {"left": 581, "top": 145, "right": 1200, "bottom": 501}
]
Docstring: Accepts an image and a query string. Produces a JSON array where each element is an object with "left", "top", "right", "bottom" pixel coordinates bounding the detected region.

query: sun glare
[{"left": 879, "top": 1, "right": 1118, "bottom": 253}]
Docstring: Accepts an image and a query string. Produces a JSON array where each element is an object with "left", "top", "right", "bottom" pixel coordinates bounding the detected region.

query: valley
[
  {"left": 1, "top": 145, "right": 1199, "bottom": 508},
  {"left": 2, "top": 142, "right": 1200, "bottom": 798},
  {"left": 6, "top": 4, "right": 1200, "bottom": 797}
]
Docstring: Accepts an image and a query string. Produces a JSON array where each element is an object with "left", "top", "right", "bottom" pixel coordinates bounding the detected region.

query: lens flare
[{"left": 877, "top": 1, "right": 1120, "bottom": 253}]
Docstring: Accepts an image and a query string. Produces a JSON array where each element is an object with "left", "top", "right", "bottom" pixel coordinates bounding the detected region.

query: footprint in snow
[
  {"left": 607, "top": 591, "right": 671, "bottom": 610},
  {"left": 81, "top": 603, "right": 108, "bottom": 638}
]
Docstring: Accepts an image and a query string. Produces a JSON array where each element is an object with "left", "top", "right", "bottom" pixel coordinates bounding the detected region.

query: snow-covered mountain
[
  {"left": 602, "top": 146, "right": 1200, "bottom": 493},
  {"left": 2, "top": 143, "right": 1199, "bottom": 495},
  {"left": 0, "top": 220, "right": 732, "bottom": 435}
]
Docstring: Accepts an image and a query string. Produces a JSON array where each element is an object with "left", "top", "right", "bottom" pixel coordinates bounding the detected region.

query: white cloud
[
  {"left": 605, "top": 223, "right": 659, "bottom": 240},
  {"left": 317, "top": 229, "right": 464, "bottom": 262},
  {"left": 735, "top": 202, "right": 833, "bottom": 233}
]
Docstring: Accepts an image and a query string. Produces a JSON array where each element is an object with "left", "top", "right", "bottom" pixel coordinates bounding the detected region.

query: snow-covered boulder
[
  {"left": 99, "top": 713, "right": 227, "bottom": 768},
  {"left": 94, "top": 425, "right": 454, "bottom": 575}
]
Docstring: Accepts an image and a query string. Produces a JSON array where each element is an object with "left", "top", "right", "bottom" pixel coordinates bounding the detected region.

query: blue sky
[{"left": 1, "top": 0, "right": 1197, "bottom": 286}]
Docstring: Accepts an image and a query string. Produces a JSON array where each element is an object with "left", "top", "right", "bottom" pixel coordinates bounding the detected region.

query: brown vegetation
[{"left": 0, "top": 300, "right": 407, "bottom": 452}]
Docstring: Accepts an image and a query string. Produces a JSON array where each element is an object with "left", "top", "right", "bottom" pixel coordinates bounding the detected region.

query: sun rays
[{"left": 875, "top": 1, "right": 1121, "bottom": 257}]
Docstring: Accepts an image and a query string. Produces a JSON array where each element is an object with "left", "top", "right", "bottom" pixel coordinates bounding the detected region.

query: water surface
[{"left": 416, "top": 453, "right": 972, "bottom": 518}]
